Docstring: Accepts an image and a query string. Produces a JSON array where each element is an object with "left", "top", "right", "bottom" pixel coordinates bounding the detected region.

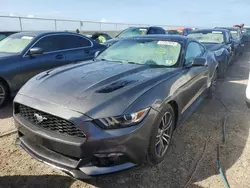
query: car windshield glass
[
  {"left": 243, "top": 28, "right": 250, "bottom": 35},
  {"left": 168, "top": 30, "right": 181, "bottom": 35},
  {"left": 188, "top": 31, "right": 224, "bottom": 44},
  {"left": 230, "top": 30, "right": 239, "bottom": 39},
  {"left": 0, "top": 34, "right": 6, "bottom": 41},
  {"left": 96, "top": 39, "right": 182, "bottom": 67},
  {"left": 0, "top": 35, "right": 34, "bottom": 53},
  {"left": 117, "top": 28, "right": 148, "bottom": 38}
]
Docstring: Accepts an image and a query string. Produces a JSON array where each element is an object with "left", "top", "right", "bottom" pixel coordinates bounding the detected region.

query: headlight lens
[
  {"left": 96, "top": 107, "right": 150, "bottom": 129},
  {"left": 214, "top": 49, "right": 224, "bottom": 56}
]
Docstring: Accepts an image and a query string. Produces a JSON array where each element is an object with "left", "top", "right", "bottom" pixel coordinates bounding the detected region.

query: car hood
[
  {"left": 18, "top": 60, "right": 182, "bottom": 118},
  {"left": 202, "top": 43, "right": 225, "bottom": 51}
]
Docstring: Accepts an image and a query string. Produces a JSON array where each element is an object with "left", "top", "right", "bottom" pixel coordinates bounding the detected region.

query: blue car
[{"left": 0, "top": 31, "right": 106, "bottom": 107}]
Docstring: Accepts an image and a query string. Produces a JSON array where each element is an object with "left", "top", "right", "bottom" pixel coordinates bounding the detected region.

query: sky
[{"left": 0, "top": 0, "right": 250, "bottom": 31}]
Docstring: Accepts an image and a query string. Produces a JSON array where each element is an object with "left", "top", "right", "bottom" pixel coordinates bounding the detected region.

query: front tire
[
  {"left": 207, "top": 69, "right": 217, "bottom": 98},
  {"left": 0, "top": 81, "right": 8, "bottom": 108},
  {"left": 147, "top": 104, "right": 175, "bottom": 165},
  {"left": 218, "top": 57, "right": 228, "bottom": 78}
]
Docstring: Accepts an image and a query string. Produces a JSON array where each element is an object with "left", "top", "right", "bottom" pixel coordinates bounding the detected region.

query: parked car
[
  {"left": 0, "top": 31, "right": 106, "bottom": 107},
  {"left": 0, "top": 31, "right": 18, "bottom": 41},
  {"left": 242, "top": 26, "right": 250, "bottom": 43},
  {"left": 246, "top": 70, "right": 250, "bottom": 108},
  {"left": 103, "top": 26, "right": 166, "bottom": 47},
  {"left": 14, "top": 35, "right": 218, "bottom": 179},
  {"left": 90, "top": 32, "right": 112, "bottom": 44},
  {"left": 187, "top": 29, "right": 234, "bottom": 78},
  {"left": 166, "top": 28, "right": 193, "bottom": 36},
  {"left": 215, "top": 27, "right": 244, "bottom": 57}
]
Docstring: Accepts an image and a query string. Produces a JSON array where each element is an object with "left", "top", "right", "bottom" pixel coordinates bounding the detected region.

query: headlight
[
  {"left": 95, "top": 107, "right": 150, "bottom": 129},
  {"left": 214, "top": 49, "right": 224, "bottom": 56}
]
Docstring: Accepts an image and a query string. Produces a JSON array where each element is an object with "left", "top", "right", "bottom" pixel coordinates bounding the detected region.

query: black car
[
  {"left": 187, "top": 29, "right": 234, "bottom": 78},
  {"left": 0, "top": 31, "right": 106, "bottom": 107},
  {"left": 14, "top": 35, "right": 218, "bottom": 179},
  {"left": 0, "top": 31, "right": 18, "bottom": 41},
  {"left": 215, "top": 27, "right": 244, "bottom": 57},
  {"left": 104, "top": 26, "right": 166, "bottom": 47}
]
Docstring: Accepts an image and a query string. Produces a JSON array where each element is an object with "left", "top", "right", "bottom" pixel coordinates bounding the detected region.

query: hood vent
[{"left": 96, "top": 80, "right": 137, "bottom": 93}]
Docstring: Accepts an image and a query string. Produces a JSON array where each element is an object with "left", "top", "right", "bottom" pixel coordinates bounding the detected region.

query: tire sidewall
[
  {"left": 0, "top": 81, "right": 8, "bottom": 108},
  {"left": 147, "top": 104, "right": 175, "bottom": 165}
]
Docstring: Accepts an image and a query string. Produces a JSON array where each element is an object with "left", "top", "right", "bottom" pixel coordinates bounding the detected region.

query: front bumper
[{"left": 14, "top": 94, "right": 158, "bottom": 178}]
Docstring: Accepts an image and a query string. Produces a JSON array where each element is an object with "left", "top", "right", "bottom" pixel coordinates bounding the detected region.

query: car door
[
  {"left": 224, "top": 31, "right": 234, "bottom": 61},
  {"left": 18, "top": 35, "right": 67, "bottom": 88},
  {"left": 179, "top": 41, "right": 209, "bottom": 114},
  {"left": 60, "top": 34, "right": 97, "bottom": 63}
]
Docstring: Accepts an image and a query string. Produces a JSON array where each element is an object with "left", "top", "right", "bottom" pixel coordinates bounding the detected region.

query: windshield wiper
[
  {"left": 98, "top": 58, "right": 123, "bottom": 63},
  {"left": 146, "top": 64, "right": 168, "bottom": 68},
  {"left": 127, "top": 61, "right": 141, "bottom": 65}
]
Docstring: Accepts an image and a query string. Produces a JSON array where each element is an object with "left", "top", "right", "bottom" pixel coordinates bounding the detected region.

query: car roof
[
  {"left": 215, "top": 27, "right": 237, "bottom": 31},
  {"left": 167, "top": 27, "right": 192, "bottom": 31},
  {"left": 189, "top": 28, "right": 227, "bottom": 33},
  {"left": 9, "top": 31, "right": 78, "bottom": 38},
  {"left": 128, "top": 34, "right": 189, "bottom": 42}
]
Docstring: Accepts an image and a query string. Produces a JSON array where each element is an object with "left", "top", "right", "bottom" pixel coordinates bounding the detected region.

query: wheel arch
[
  {"left": 168, "top": 100, "right": 179, "bottom": 129},
  {"left": 0, "top": 77, "right": 10, "bottom": 95}
]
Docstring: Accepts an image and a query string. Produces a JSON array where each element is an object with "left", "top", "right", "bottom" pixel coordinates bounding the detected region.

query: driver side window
[{"left": 185, "top": 42, "right": 203, "bottom": 64}]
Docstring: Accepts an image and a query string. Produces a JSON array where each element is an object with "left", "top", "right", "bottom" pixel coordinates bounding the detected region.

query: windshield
[
  {"left": 167, "top": 30, "right": 181, "bottom": 35},
  {"left": 0, "top": 34, "right": 7, "bottom": 41},
  {"left": 230, "top": 30, "right": 240, "bottom": 39},
  {"left": 188, "top": 31, "right": 224, "bottom": 44},
  {"left": 96, "top": 39, "right": 182, "bottom": 67},
  {"left": 117, "top": 28, "right": 148, "bottom": 38},
  {"left": 243, "top": 28, "right": 250, "bottom": 35},
  {"left": 0, "top": 35, "right": 34, "bottom": 53}
]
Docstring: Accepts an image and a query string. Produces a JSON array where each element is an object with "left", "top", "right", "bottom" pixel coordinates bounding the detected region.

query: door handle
[{"left": 55, "top": 54, "right": 63, "bottom": 59}]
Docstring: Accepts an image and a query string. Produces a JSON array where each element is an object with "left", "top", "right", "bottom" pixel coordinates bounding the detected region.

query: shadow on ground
[{"left": 0, "top": 175, "right": 74, "bottom": 188}]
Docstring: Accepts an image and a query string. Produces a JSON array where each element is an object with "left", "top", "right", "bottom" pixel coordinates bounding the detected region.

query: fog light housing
[{"left": 92, "top": 153, "right": 129, "bottom": 167}]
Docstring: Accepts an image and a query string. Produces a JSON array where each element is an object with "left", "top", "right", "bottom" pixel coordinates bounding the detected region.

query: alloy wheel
[{"left": 155, "top": 112, "right": 173, "bottom": 158}]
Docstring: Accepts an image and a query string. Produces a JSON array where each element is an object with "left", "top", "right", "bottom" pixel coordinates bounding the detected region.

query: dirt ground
[{"left": 0, "top": 54, "right": 250, "bottom": 188}]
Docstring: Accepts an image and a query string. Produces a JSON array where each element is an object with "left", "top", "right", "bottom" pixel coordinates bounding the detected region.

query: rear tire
[
  {"left": 207, "top": 69, "right": 217, "bottom": 99},
  {"left": 218, "top": 57, "right": 228, "bottom": 78},
  {"left": 147, "top": 104, "right": 175, "bottom": 165},
  {"left": 0, "top": 81, "right": 9, "bottom": 108}
]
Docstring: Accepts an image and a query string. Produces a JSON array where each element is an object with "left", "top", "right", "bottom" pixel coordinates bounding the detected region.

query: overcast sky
[{"left": 0, "top": 0, "right": 250, "bottom": 31}]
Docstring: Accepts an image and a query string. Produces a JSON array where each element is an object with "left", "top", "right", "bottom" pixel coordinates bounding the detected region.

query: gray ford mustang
[{"left": 14, "top": 35, "right": 218, "bottom": 179}]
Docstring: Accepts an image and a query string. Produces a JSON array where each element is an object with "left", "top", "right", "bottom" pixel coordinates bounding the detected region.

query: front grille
[{"left": 16, "top": 103, "right": 85, "bottom": 138}]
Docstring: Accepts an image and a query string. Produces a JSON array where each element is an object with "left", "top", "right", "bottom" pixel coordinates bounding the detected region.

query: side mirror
[
  {"left": 191, "top": 57, "right": 206, "bottom": 67},
  {"left": 94, "top": 51, "right": 101, "bottom": 58},
  {"left": 28, "top": 47, "right": 44, "bottom": 55}
]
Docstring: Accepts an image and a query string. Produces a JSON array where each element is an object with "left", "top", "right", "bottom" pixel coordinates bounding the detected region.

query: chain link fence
[{"left": 0, "top": 15, "right": 192, "bottom": 37}]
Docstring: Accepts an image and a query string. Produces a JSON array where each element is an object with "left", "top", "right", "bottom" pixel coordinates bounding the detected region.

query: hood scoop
[{"left": 96, "top": 80, "right": 137, "bottom": 93}]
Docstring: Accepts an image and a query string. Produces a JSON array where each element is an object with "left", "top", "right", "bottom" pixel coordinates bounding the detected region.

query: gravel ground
[{"left": 0, "top": 54, "right": 250, "bottom": 188}]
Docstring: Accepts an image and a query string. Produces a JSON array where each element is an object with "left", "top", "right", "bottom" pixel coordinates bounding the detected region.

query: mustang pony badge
[{"left": 34, "top": 113, "right": 48, "bottom": 123}]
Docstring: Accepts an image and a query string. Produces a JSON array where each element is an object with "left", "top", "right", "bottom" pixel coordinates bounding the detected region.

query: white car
[{"left": 246, "top": 72, "right": 250, "bottom": 107}]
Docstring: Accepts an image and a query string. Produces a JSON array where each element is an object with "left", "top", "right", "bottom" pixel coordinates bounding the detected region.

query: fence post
[
  {"left": 19, "top": 17, "right": 23, "bottom": 31},
  {"left": 99, "top": 22, "right": 102, "bottom": 31},
  {"left": 54, "top": 20, "right": 57, "bottom": 31}
]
